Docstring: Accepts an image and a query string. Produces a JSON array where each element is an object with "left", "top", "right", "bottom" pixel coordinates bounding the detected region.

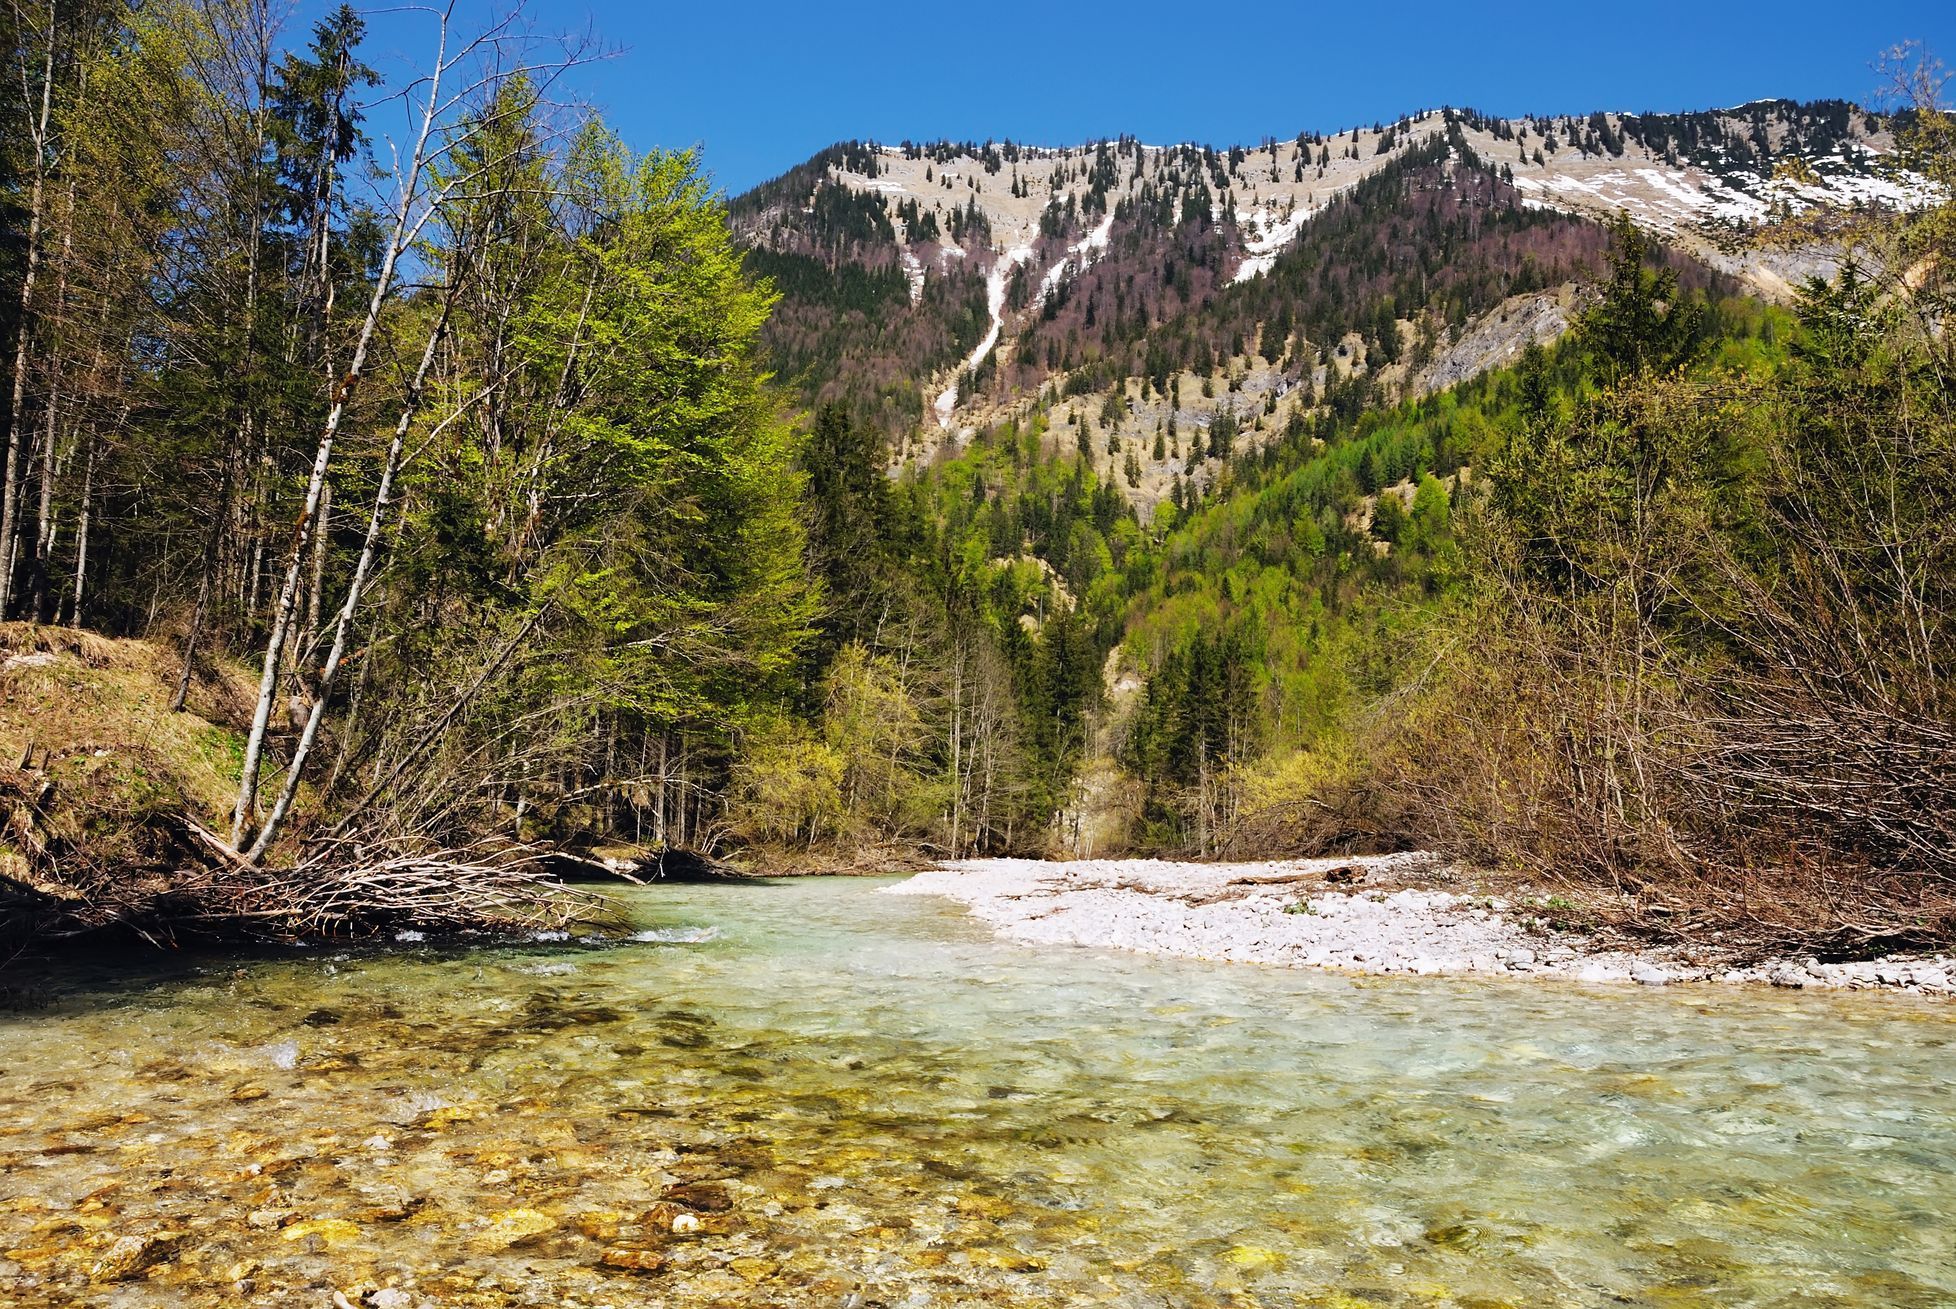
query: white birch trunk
[{"left": 229, "top": 21, "right": 452, "bottom": 846}]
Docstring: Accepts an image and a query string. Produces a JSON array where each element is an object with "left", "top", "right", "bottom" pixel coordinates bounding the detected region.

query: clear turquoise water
[{"left": 0, "top": 876, "right": 1951, "bottom": 1307}]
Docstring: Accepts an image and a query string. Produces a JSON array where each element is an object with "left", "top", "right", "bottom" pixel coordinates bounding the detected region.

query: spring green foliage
[
  {"left": 387, "top": 118, "right": 817, "bottom": 844},
  {"left": 1102, "top": 275, "right": 1786, "bottom": 853},
  {"left": 0, "top": 4, "right": 809, "bottom": 854}
]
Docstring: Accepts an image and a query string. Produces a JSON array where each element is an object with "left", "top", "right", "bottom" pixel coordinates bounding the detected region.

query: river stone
[
  {"left": 476, "top": 1208, "right": 555, "bottom": 1248},
  {"left": 639, "top": 1201, "right": 686, "bottom": 1230},
  {"left": 90, "top": 1233, "right": 176, "bottom": 1282},
  {"left": 280, "top": 1217, "right": 362, "bottom": 1247},
  {"left": 599, "top": 1247, "right": 667, "bottom": 1274},
  {"left": 577, "top": 1209, "right": 628, "bottom": 1241}
]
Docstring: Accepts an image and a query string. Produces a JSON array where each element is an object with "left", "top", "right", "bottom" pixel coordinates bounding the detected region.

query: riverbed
[{"left": 1, "top": 877, "right": 1951, "bottom": 1307}]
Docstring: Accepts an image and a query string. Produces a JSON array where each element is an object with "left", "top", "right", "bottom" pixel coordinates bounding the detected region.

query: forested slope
[{"left": 732, "top": 95, "right": 1956, "bottom": 953}]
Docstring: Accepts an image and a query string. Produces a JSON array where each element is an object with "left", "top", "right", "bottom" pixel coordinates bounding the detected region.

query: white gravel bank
[{"left": 887, "top": 856, "right": 1955, "bottom": 996}]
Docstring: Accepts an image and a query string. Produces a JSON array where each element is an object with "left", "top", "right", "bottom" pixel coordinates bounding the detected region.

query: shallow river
[{"left": 0, "top": 877, "right": 1952, "bottom": 1308}]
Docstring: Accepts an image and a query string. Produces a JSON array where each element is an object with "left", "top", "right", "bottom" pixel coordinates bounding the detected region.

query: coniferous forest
[{"left": 0, "top": 0, "right": 1952, "bottom": 962}]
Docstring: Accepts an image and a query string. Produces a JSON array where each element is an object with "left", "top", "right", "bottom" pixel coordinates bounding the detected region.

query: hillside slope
[{"left": 733, "top": 99, "right": 1921, "bottom": 487}]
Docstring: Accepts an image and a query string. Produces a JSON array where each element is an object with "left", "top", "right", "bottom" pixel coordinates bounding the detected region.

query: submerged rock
[
  {"left": 475, "top": 1207, "right": 555, "bottom": 1248},
  {"left": 89, "top": 1232, "right": 176, "bottom": 1282},
  {"left": 576, "top": 1209, "right": 628, "bottom": 1241},
  {"left": 661, "top": 1180, "right": 733, "bottom": 1212},
  {"left": 279, "top": 1217, "right": 362, "bottom": 1247},
  {"left": 599, "top": 1246, "right": 668, "bottom": 1273},
  {"left": 1223, "top": 1243, "right": 1286, "bottom": 1269}
]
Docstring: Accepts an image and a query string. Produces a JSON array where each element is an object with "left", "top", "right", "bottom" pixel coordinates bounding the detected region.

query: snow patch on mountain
[
  {"left": 1080, "top": 212, "right": 1115, "bottom": 253},
  {"left": 1505, "top": 152, "right": 1934, "bottom": 235},
  {"left": 1512, "top": 168, "right": 1773, "bottom": 228},
  {"left": 935, "top": 242, "right": 1036, "bottom": 428},
  {"left": 1040, "top": 214, "right": 1116, "bottom": 299},
  {"left": 935, "top": 219, "right": 1118, "bottom": 428},
  {"left": 1232, "top": 204, "right": 1314, "bottom": 283}
]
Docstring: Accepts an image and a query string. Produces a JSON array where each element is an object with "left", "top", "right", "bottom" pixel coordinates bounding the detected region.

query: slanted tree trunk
[
  {"left": 230, "top": 24, "right": 454, "bottom": 847},
  {"left": 243, "top": 284, "right": 459, "bottom": 859}
]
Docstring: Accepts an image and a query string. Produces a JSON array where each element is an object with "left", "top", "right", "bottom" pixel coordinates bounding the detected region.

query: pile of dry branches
[{"left": 1, "top": 757, "right": 607, "bottom": 947}]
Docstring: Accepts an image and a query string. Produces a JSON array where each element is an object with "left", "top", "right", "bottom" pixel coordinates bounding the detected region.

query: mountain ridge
[
  {"left": 731, "top": 101, "right": 1914, "bottom": 511},
  {"left": 731, "top": 99, "right": 1923, "bottom": 461}
]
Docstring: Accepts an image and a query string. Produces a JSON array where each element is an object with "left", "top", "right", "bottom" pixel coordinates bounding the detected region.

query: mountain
[
  {"left": 732, "top": 99, "right": 1922, "bottom": 512},
  {"left": 709, "top": 93, "right": 1948, "bottom": 878}
]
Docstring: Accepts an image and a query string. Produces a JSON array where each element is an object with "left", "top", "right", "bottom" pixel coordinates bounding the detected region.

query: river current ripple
[{"left": 0, "top": 876, "right": 1950, "bottom": 1307}]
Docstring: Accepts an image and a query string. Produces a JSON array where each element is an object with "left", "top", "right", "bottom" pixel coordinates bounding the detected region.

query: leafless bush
[{"left": 1403, "top": 439, "right": 1956, "bottom": 957}]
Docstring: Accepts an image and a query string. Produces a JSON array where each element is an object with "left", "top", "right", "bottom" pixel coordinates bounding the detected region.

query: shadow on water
[
  {"left": 543, "top": 846, "right": 769, "bottom": 885},
  {"left": 0, "top": 875, "right": 796, "bottom": 1012}
]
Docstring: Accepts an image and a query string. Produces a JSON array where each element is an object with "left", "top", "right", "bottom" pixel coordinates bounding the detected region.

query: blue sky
[{"left": 316, "top": 0, "right": 1956, "bottom": 197}]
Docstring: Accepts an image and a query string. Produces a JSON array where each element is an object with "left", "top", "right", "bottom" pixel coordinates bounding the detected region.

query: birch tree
[{"left": 229, "top": 3, "right": 563, "bottom": 851}]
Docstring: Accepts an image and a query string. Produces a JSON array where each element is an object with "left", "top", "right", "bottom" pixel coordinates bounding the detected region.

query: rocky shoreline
[{"left": 888, "top": 855, "right": 1956, "bottom": 996}]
